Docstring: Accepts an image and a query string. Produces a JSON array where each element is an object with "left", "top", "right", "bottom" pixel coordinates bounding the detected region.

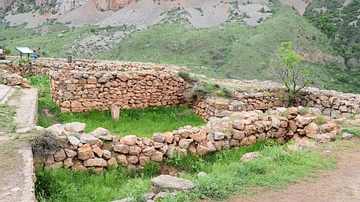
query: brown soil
[
  {"left": 221, "top": 138, "right": 360, "bottom": 202},
  {"left": 0, "top": 136, "right": 28, "bottom": 202}
]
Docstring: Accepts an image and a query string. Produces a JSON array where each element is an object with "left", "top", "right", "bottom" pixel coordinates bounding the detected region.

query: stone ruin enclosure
[{"left": 3, "top": 58, "right": 360, "bottom": 171}]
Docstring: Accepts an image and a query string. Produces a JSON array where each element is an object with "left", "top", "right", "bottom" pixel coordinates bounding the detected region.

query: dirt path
[
  {"left": 226, "top": 138, "right": 360, "bottom": 202},
  {"left": 0, "top": 87, "right": 37, "bottom": 202}
]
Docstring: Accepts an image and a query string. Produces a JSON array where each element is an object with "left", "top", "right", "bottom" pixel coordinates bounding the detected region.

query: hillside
[{"left": 0, "top": 0, "right": 356, "bottom": 93}]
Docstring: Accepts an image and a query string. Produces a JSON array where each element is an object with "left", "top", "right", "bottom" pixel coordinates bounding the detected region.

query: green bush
[{"left": 178, "top": 71, "right": 191, "bottom": 82}]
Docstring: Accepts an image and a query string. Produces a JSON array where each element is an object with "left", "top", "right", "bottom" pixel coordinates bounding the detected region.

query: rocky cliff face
[
  {"left": 0, "top": 0, "right": 15, "bottom": 11},
  {"left": 0, "top": 0, "right": 134, "bottom": 13}
]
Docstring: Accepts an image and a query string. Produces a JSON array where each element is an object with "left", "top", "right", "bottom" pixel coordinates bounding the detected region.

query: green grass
[
  {"left": 28, "top": 75, "right": 205, "bottom": 138},
  {"left": 56, "top": 105, "right": 205, "bottom": 138},
  {"left": 342, "top": 127, "right": 360, "bottom": 138},
  {"left": 314, "top": 116, "right": 327, "bottom": 125},
  {"left": 35, "top": 139, "right": 337, "bottom": 202},
  {"left": 35, "top": 163, "right": 158, "bottom": 202},
  {"left": 1, "top": 2, "right": 356, "bottom": 94}
]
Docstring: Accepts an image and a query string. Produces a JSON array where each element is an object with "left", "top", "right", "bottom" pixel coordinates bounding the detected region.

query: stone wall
[
  {"left": 192, "top": 88, "right": 360, "bottom": 121},
  {"left": 4, "top": 58, "right": 360, "bottom": 117},
  {"left": 4, "top": 59, "right": 191, "bottom": 112},
  {"left": 42, "top": 107, "right": 340, "bottom": 171}
]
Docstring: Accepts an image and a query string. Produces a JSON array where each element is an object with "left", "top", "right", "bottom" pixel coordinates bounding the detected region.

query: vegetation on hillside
[
  {"left": 0, "top": 1, "right": 358, "bottom": 93},
  {"left": 304, "top": 0, "right": 360, "bottom": 93}
]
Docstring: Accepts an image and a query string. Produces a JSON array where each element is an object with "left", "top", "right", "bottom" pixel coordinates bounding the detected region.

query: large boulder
[
  {"left": 4, "top": 73, "right": 23, "bottom": 86},
  {"left": 150, "top": 175, "right": 195, "bottom": 194}
]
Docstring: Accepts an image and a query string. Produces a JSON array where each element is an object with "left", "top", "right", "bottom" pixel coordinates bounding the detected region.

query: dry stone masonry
[
  {"left": 192, "top": 88, "right": 360, "bottom": 121},
  {"left": 4, "top": 58, "right": 360, "bottom": 118},
  {"left": 40, "top": 107, "right": 340, "bottom": 171},
  {"left": 50, "top": 62, "right": 191, "bottom": 112}
]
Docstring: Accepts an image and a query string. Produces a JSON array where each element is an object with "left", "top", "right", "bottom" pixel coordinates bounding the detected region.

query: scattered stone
[
  {"left": 80, "top": 134, "right": 103, "bottom": 147},
  {"left": 315, "top": 133, "right": 332, "bottom": 144},
  {"left": 90, "top": 127, "right": 113, "bottom": 141},
  {"left": 342, "top": 132, "right": 354, "bottom": 139},
  {"left": 150, "top": 175, "right": 195, "bottom": 194},
  {"left": 46, "top": 124, "right": 67, "bottom": 135},
  {"left": 4, "top": 73, "right": 23, "bottom": 86},
  {"left": 198, "top": 171, "right": 207, "bottom": 177},
  {"left": 240, "top": 152, "right": 261, "bottom": 163},
  {"left": 63, "top": 122, "right": 86, "bottom": 133}
]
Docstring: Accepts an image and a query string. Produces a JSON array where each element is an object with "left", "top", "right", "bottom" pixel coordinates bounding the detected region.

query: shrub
[
  {"left": 217, "top": 87, "right": 233, "bottom": 98},
  {"left": 178, "top": 70, "right": 191, "bottom": 82}
]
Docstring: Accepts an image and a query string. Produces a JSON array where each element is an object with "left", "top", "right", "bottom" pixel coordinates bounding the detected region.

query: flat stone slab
[
  {"left": 150, "top": 175, "right": 195, "bottom": 194},
  {"left": 0, "top": 84, "right": 13, "bottom": 104}
]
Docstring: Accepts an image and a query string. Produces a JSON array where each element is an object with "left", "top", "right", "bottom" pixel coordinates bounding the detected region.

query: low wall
[
  {"left": 193, "top": 88, "right": 360, "bottom": 121},
  {"left": 4, "top": 59, "right": 360, "bottom": 117},
  {"left": 41, "top": 107, "right": 339, "bottom": 171}
]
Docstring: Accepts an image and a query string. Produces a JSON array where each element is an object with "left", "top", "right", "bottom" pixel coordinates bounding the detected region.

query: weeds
[
  {"left": 35, "top": 139, "right": 337, "bottom": 201},
  {"left": 342, "top": 127, "right": 360, "bottom": 137},
  {"left": 346, "top": 114, "right": 356, "bottom": 120},
  {"left": 178, "top": 71, "right": 191, "bottom": 82},
  {"left": 314, "top": 116, "right": 327, "bottom": 125},
  {"left": 298, "top": 107, "right": 310, "bottom": 115}
]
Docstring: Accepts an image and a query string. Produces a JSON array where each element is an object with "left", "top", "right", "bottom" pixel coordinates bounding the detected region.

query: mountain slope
[{"left": 0, "top": 0, "right": 354, "bottom": 93}]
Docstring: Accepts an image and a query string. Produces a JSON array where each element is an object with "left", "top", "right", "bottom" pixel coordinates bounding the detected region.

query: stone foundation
[{"left": 41, "top": 107, "right": 340, "bottom": 171}]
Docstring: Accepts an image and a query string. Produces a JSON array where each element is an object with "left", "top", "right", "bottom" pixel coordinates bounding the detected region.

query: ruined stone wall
[
  {"left": 4, "top": 58, "right": 360, "bottom": 117},
  {"left": 4, "top": 59, "right": 191, "bottom": 112},
  {"left": 42, "top": 107, "right": 339, "bottom": 171},
  {"left": 193, "top": 88, "right": 360, "bottom": 121},
  {"left": 50, "top": 61, "right": 191, "bottom": 112}
]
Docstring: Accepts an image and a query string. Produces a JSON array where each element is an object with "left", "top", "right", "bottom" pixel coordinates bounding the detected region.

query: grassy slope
[
  {"left": 0, "top": 3, "right": 351, "bottom": 92},
  {"left": 98, "top": 3, "right": 335, "bottom": 80}
]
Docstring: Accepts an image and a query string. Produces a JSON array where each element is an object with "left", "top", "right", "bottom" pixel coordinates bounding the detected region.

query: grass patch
[
  {"left": 35, "top": 165, "right": 157, "bottom": 202},
  {"left": 0, "top": 103, "right": 17, "bottom": 133},
  {"left": 56, "top": 105, "right": 205, "bottom": 138},
  {"left": 346, "top": 114, "right": 357, "bottom": 120},
  {"left": 35, "top": 139, "right": 337, "bottom": 201},
  {"left": 342, "top": 127, "right": 360, "bottom": 138},
  {"left": 314, "top": 116, "right": 327, "bottom": 125},
  {"left": 28, "top": 75, "right": 205, "bottom": 138}
]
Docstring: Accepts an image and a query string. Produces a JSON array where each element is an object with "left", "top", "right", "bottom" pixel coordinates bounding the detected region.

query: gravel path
[{"left": 223, "top": 138, "right": 360, "bottom": 202}]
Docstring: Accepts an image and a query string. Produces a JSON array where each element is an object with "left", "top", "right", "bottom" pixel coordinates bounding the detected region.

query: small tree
[{"left": 267, "top": 42, "right": 312, "bottom": 106}]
